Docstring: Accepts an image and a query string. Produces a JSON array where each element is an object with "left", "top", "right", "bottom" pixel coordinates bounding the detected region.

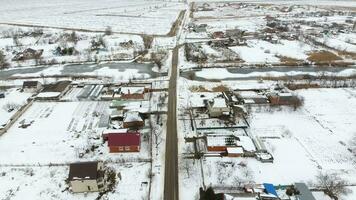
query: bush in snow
[{"left": 90, "top": 36, "right": 106, "bottom": 51}]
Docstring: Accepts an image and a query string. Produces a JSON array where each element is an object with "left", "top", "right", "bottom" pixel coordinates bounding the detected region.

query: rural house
[
  {"left": 68, "top": 161, "right": 105, "bottom": 193},
  {"left": 107, "top": 132, "right": 140, "bottom": 152},
  {"left": 207, "top": 97, "right": 230, "bottom": 117},
  {"left": 12, "top": 48, "right": 43, "bottom": 61},
  {"left": 22, "top": 81, "right": 42, "bottom": 93},
  {"left": 206, "top": 134, "right": 256, "bottom": 156}
]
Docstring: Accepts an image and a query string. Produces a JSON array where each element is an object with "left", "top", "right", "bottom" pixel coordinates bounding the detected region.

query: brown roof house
[
  {"left": 68, "top": 161, "right": 105, "bottom": 193},
  {"left": 12, "top": 48, "right": 43, "bottom": 61}
]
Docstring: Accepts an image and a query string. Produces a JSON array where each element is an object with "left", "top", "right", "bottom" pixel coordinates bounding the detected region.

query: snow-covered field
[{"left": 0, "top": 0, "right": 185, "bottom": 35}]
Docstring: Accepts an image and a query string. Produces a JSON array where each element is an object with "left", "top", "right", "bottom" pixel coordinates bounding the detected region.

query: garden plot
[
  {"left": 193, "top": 4, "right": 280, "bottom": 19},
  {"left": 198, "top": 17, "right": 266, "bottom": 33},
  {"left": 229, "top": 39, "right": 316, "bottom": 63},
  {"left": 0, "top": 0, "right": 185, "bottom": 35},
  {"left": 0, "top": 162, "right": 150, "bottom": 200},
  {"left": 0, "top": 88, "right": 32, "bottom": 129},
  {"left": 249, "top": 88, "right": 356, "bottom": 178},
  {"left": 0, "top": 101, "right": 150, "bottom": 165}
]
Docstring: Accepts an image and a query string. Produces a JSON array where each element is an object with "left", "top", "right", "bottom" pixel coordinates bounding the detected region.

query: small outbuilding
[
  {"left": 68, "top": 161, "right": 105, "bottom": 193},
  {"left": 294, "top": 182, "right": 316, "bottom": 200},
  {"left": 123, "top": 111, "right": 144, "bottom": 129},
  {"left": 268, "top": 92, "right": 295, "bottom": 105},
  {"left": 119, "top": 86, "right": 145, "bottom": 100}
]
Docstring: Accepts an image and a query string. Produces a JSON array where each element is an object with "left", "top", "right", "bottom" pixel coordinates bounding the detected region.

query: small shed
[
  {"left": 227, "top": 147, "right": 244, "bottom": 157},
  {"left": 123, "top": 111, "right": 144, "bottom": 129},
  {"left": 268, "top": 92, "right": 295, "bottom": 105},
  {"left": 263, "top": 183, "right": 278, "bottom": 199},
  {"left": 119, "top": 86, "right": 145, "bottom": 100}
]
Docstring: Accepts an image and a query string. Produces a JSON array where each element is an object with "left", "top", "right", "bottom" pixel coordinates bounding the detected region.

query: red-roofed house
[{"left": 107, "top": 133, "right": 140, "bottom": 153}]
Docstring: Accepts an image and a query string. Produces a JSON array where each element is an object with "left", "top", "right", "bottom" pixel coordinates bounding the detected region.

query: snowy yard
[
  {"left": 0, "top": 101, "right": 151, "bottom": 165},
  {"left": 0, "top": 88, "right": 32, "bottom": 129},
  {"left": 0, "top": 163, "right": 151, "bottom": 200}
]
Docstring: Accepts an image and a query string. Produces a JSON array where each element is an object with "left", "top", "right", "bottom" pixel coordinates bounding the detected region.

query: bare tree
[
  {"left": 180, "top": 157, "right": 193, "bottom": 178},
  {"left": 105, "top": 26, "right": 113, "bottom": 36},
  {"left": 153, "top": 126, "right": 163, "bottom": 151},
  {"left": 290, "top": 95, "right": 304, "bottom": 111},
  {"left": 349, "top": 133, "right": 356, "bottom": 156},
  {"left": 315, "top": 172, "right": 350, "bottom": 200},
  {"left": 0, "top": 50, "right": 9, "bottom": 69}
]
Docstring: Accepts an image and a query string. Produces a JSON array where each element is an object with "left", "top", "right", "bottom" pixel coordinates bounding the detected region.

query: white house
[{"left": 207, "top": 97, "right": 230, "bottom": 117}]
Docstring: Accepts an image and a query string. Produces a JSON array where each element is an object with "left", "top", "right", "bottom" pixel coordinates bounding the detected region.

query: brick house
[{"left": 107, "top": 133, "right": 140, "bottom": 152}]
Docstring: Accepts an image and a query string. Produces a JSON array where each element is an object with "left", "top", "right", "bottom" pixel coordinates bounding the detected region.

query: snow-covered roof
[
  {"left": 102, "top": 129, "right": 128, "bottom": 135},
  {"left": 226, "top": 147, "right": 244, "bottom": 154},
  {"left": 37, "top": 92, "right": 60, "bottom": 98},
  {"left": 124, "top": 111, "right": 143, "bottom": 123},
  {"left": 120, "top": 86, "right": 145, "bottom": 95},
  {"left": 238, "top": 91, "right": 266, "bottom": 99},
  {"left": 212, "top": 97, "right": 227, "bottom": 108},
  {"left": 238, "top": 136, "right": 256, "bottom": 152}
]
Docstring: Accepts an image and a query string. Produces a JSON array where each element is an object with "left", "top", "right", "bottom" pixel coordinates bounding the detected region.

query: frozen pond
[
  {"left": 181, "top": 66, "right": 356, "bottom": 81},
  {"left": 0, "top": 62, "right": 160, "bottom": 80}
]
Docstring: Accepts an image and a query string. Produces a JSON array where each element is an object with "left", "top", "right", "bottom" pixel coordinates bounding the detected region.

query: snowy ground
[{"left": 0, "top": 88, "right": 32, "bottom": 129}]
